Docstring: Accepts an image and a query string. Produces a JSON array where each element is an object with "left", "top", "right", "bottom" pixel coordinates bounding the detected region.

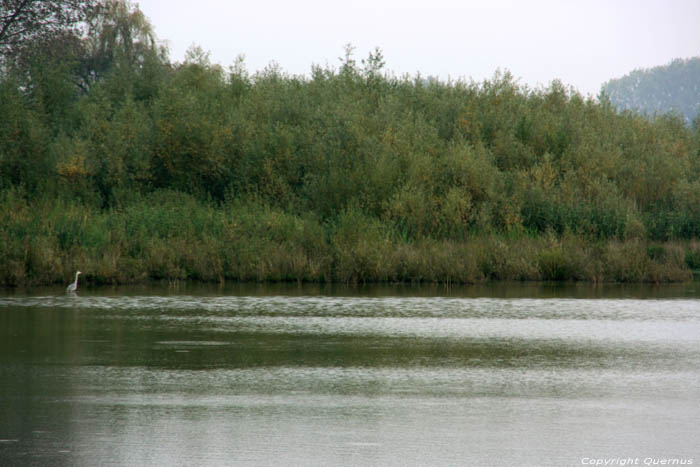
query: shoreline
[
  {"left": 3, "top": 279, "right": 699, "bottom": 301},
  {"left": 2, "top": 192, "right": 696, "bottom": 288}
]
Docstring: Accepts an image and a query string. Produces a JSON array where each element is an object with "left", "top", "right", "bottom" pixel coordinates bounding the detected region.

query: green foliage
[
  {"left": 0, "top": 186, "right": 695, "bottom": 286},
  {"left": 330, "top": 205, "right": 393, "bottom": 283},
  {"left": 685, "top": 241, "right": 700, "bottom": 272},
  {"left": 0, "top": 79, "right": 54, "bottom": 194},
  {"left": 2, "top": 12, "right": 700, "bottom": 285}
]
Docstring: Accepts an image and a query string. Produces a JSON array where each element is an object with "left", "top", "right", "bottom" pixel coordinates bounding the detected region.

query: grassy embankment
[{"left": 2, "top": 189, "right": 697, "bottom": 286}]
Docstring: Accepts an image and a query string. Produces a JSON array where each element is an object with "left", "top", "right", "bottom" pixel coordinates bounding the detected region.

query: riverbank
[
  {"left": 4, "top": 47, "right": 700, "bottom": 288},
  {"left": 2, "top": 190, "right": 696, "bottom": 287}
]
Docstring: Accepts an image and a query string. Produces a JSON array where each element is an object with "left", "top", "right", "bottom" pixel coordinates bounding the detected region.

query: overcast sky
[{"left": 135, "top": 0, "right": 700, "bottom": 96}]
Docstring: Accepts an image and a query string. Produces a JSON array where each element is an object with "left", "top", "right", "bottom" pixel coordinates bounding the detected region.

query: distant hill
[{"left": 601, "top": 57, "right": 700, "bottom": 124}]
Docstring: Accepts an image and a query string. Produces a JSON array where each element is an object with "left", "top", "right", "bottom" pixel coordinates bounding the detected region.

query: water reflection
[{"left": 1, "top": 284, "right": 699, "bottom": 466}]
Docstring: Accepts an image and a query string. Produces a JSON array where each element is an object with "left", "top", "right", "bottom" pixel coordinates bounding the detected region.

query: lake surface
[{"left": 1, "top": 283, "right": 699, "bottom": 466}]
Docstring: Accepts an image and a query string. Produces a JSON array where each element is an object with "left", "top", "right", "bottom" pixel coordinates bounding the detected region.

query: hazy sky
[{"left": 135, "top": 0, "right": 700, "bottom": 96}]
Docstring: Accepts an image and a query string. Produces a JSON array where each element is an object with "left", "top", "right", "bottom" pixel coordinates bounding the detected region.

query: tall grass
[{"left": 0, "top": 188, "right": 693, "bottom": 287}]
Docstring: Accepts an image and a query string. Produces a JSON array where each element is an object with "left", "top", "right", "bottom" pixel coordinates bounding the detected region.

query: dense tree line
[
  {"left": 602, "top": 57, "right": 700, "bottom": 124},
  {"left": 2, "top": 1, "right": 700, "bottom": 285}
]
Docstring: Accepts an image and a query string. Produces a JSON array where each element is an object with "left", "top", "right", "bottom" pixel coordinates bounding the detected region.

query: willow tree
[
  {"left": 75, "top": 0, "right": 167, "bottom": 94},
  {"left": 0, "top": 0, "right": 98, "bottom": 69}
]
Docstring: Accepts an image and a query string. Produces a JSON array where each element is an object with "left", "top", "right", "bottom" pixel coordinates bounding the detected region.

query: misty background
[{"left": 135, "top": 0, "right": 700, "bottom": 97}]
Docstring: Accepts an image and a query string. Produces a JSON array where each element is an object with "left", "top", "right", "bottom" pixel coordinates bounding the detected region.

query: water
[{"left": 1, "top": 283, "right": 699, "bottom": 466}]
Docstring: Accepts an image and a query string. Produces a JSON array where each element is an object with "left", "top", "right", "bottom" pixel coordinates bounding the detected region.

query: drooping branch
[
  {"left": 0, "top": 0, "right": 97, "bottom": 65},
  {"left": 0, "top": 0, "right": 34, "bottom": 44}
]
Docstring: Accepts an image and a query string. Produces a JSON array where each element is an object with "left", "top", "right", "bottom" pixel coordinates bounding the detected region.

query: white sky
[{"left": 135, "top": 0, "right": 700, "bottom": 96}]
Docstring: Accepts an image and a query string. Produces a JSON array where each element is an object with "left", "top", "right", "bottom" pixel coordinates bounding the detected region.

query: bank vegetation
[{"left": 2, "top": 2, "right": 700, "bottom": 286}]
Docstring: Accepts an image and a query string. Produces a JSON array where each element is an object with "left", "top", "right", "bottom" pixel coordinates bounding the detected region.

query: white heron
[{"left": 66, "top": 271, "right": 82, "bottom": 294}]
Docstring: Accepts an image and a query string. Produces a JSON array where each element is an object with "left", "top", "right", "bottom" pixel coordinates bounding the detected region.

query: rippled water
[{"left": 1, "top": 284, "right": 699, "bottom": 466}]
